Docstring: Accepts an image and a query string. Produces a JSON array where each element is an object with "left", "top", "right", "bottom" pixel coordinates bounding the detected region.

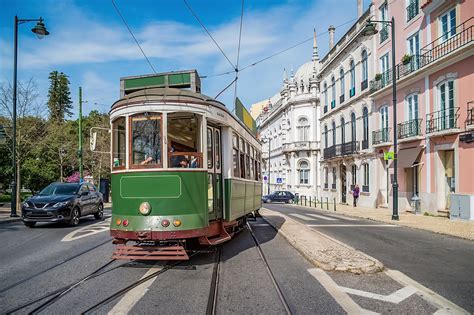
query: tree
[{"left": 47, "top": 71, "right": 73, "bottom": 122}]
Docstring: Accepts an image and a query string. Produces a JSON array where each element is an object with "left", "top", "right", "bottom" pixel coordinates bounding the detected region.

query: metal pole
[
  {"left": 333, "top": 198, "right": 336, "bottom": 211},
  {"left": 10, "top": 16, "right": 19, "bottom": 217},
  {"left": 267, "top": 138, "right": 270, "bottom": 195},
  {"left": 79, "top": 87, "right": 83, "bottom": 181},
  {"left": 391, "top": 17, "right": 399, "bottom": 220}
]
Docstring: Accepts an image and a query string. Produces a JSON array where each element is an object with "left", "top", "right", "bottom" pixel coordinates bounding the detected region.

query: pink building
[{"left": 369, "top": 0, "right": 474, "bottom": 215}]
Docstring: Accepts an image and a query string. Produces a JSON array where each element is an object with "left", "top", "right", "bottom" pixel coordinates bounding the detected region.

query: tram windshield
[
  {"left": 131, "top": 113, "right": 162, "bottom": 166},
  {"left": 168, "top": 113, "right": 201, "bottom": 168}
]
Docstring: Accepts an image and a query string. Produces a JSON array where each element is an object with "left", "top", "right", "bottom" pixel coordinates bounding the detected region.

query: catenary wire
[
  {"left": 214, "top": 77, "right": 238, "bottom": 99},
  {"left": 183, "top": 0, "right": 236, "bottom": 70},
  {"left": 111, "top": 0, "right": 157, "bottom": 74},
  {"left": 232, "top": 0, "right": 245, "bottom": 113}
]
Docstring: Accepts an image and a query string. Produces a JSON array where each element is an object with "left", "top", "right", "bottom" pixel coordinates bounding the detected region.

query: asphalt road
[
  {"left": 265, "top": 202, "right": 474, "bottom": 312},
  {"left": 0, "top": 206, "right": 470, "bottom": 314}
]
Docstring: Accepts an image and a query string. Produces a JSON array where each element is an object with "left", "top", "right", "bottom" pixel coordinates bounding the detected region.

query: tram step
[
  {"left": 112, "top": 245, "right": 189, "bottom": 260},
  {"left": 199, "top": 228, "right": 231, "bottom": 246}
]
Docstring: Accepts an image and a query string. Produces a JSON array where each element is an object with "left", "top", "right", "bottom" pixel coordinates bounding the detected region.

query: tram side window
[
  {"left": 207, "top": 128, "right": 213, "bottom": 169},
  {"left": 239, "top": 137, "right": 246, "bottom": 178},
  {"left": 131, "top": 113, "right": 162, "bottom": 167},
  {"left": 232, "top": 133, "right": 240, "bottom": 177},
  {"left": 250, "top": 146, "right": 255, "bottom": 180},
  {"left": 168, "top": 113, "right": 201, "bottom": 168},
  {"left": 112, "top": 117, "right": 126, "bottom": 168}
]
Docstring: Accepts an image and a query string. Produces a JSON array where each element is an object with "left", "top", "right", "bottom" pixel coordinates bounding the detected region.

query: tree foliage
[{"left": 47, "top": 71, "right": 73, "bottom": 122}]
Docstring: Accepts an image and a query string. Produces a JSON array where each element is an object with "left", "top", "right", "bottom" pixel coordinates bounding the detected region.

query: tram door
[{"left": 207, "top": 126, "right": 223, "bottom": 220}]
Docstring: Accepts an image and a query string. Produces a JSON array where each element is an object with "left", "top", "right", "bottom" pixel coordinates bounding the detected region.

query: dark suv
[
  {"left": 21, "top": 182, "right": 104, "bottom": 228},
  {"left": 262, "top": 191, "right": 295, "bottom": 203}
]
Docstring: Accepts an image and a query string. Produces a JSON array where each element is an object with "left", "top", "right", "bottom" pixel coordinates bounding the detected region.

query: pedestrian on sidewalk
[{"left": 352, "top": 184, "right": 360, "bottom": 207}]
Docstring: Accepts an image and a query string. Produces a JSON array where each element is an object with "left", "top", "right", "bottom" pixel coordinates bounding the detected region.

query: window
[
  {"left": 406, "top": 94, "right": 419, "bottom": 121},
  {"left": 331, "top": 76, "right": 336, "bottom": 108},
  {"left": 131, "top": 113, "right": 162, "bottom": 167},
  {"left": 380, "top": 53, "right": 390, "bottom": 85},
  {"left": 406, "top": 0, "right": 419, "bottom": 22},
  {"left": 363, "top": 163, "right": 369, "bottom": 191},
  {"left": 207, "top": 128, "right": 213, "bottom": 169},
  {"left": 379, "top": 2, "right": 389, "bottom": 42},
  {"left": 361, "top": 50, "right": 368, "bottom": 84},
  {"left": 340, "top": 68, "right": 345, "bottom": 100},
  {"left": 324, "top": 125, "right": 328, "bottom": 148},
  {"left": 215, "top": 130, "right": 221, "bottom": 170},
  {"left": 332, "top": 167, "right": 337, "bottom": 189},
  {"left": 324, "top": 82, "right": 328, "bottom": 107},
  {"left": 440, "top": 8, "right": 456, "bottom": 42},
  {"left": 350, "top": 60, "right": 356, "bottom": 97},
  {"left": 332, "top": 121, "right": 336, "bottom": 146},
  {"left": 363, "top": 107, "right": 369, "bottom": 144},
  {"left": 112, "top": 117, "right": 126, "bottom": 168},
  {"left": 246, "top": 142, "right": 251, "bottom": 179},
  {"left": 407, "top": 32, "right": 420, "bottom": 69},
  {"left": 341, "top": 117, "right": 346, "bottom": 144},
  {"left": 298, "top": 160, "right": 309, "bottom": 185},
  {"left": 168, "top": 113, "right": 200, "bottom": 168},
  {"left": 351, "top": 165, "right": 357, "bottom": 188},
  {"left": 438, "top": 80, "right": 455, "bottom": 129},
  {"left": 297, "top": 117, "right": 310, "bottom": 141},
  {"left": 380, "top": 106, "right": 389, "bottom": 130},
  {"left": 351, "top": 112, "right": 356, "bottom": 142},
  {"left": 324, "top": 167, "right": 329, "bottom": 189},
  {"left": 232, "top": 133, "right": 240, "bottom": 177}
]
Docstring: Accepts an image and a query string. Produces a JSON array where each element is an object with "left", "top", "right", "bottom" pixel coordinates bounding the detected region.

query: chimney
[
  {"left": 358, "top": 0, "right": 363, "bottom": 18},
  {"left": 328, "top": 25, "right": 335, "bottom": 50}
]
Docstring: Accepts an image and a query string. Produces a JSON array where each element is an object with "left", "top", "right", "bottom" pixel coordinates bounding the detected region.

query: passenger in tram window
[
  {"left": 140, "top": 142, "right": 156, "bottom": 165},
  {"left": 190, "top": 156, "right": 198, "bottom": 168},
  {"left": 179, "top": 158, "right": 190, "bottom": 168}
]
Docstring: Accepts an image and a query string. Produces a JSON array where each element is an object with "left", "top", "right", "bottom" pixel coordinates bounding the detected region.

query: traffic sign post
[{"left": 384, "top": 151, "right": 395, "bottom": 161}]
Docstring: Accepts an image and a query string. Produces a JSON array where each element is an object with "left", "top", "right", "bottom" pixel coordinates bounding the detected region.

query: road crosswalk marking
[
  {"left": 289, "top": 213, "right": 316, "bottom": 221},
  {"left": 308, "top": 224, "right": 398, "bottom": 227},
  {"left": 305, "top": 213, "right": 338, "bottom": 221},
  {"left": 324, "top": 213, "right": 359, "bottom": 221}
]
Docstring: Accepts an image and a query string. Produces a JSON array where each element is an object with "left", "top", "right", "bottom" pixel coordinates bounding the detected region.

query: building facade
[{"left": 257, "top": 33, "right": 321, "bottom": 197}]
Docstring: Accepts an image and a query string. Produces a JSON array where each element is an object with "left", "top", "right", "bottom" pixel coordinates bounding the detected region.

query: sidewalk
[{"left": 290, "top": 201, "right": 474, "bottom": 240}]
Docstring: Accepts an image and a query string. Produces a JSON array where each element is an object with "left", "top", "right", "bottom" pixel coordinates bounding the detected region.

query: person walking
[{"left": 352, "top": 184, "right": 360, "bottom": 207}]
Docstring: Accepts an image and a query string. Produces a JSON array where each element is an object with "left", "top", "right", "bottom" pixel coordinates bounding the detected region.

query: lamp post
[
  {"left": 10, "top": 16, "right": 49, "bottom": 217},
  {"left": 362, "top": 17, "right": 399, "bottom": 220}
]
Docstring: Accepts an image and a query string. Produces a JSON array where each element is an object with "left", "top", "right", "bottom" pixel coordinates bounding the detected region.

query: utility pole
[{"left": 79, "top": 87, "right": 83, "bottom": 182}]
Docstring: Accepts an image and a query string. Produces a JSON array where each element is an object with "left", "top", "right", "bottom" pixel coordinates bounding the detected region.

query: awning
[{"left": 389, "top": 147, "right": 423, "bottom": 168}]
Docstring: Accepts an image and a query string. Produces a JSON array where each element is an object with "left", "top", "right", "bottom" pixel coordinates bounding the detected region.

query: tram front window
[
  {"left": 112, "top": 117, "right": 126, "bottom": 168},
  {"left": 131, "top": 113, "right": 162, "bottom": 166},
  {"left": 168, "top": 113, "right": 201, "bottom": 168}
]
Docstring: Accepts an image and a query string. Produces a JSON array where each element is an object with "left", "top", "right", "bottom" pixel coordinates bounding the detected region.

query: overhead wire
[
  {"left": 183, "top": 0, "right": 236, "bottom": 70},
  {"left": 232, "top": 0, "right": 245, "bottom": 112},
  {"left": 111, "top": 0, "right": 157, "bottom": 74},
  {"left": 214, "top": 77, "right": 238, "bottom": 99}
]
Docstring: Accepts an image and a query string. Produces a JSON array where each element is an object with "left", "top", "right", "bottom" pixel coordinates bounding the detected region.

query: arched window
[
  {"left": 361, "top": 50, "right": 368, "bottom": 83},
  {"left": 324, "top": 82, "right": 328, "bottom": 107},
  {"left": 331, "top": 76, "right": 336, "bottom": 108},
  {"left": 341, "top": 117, "right": 345, "bottom": 144},
  {"left": 351, "top": 112, "right": 356, "bottom": 142},
  {"left": 339, "top": 68, "right": 345, "bottom": 99},
  {"left": 350, "top": 60, "right": 356, "bottom": 97},
  {"left": 298, "top": 160, "right": 309, "bottom": 185},
  {"left": 324, "top": 125, "right": 328, "bottom": 148},
  {"left": 332, "top": 121, "right": 336, "bottom": 146},
  {"left": 297, "top": 117, "right": 310, "bottom": 141},
  {"left": 363, "top": 107, "right": 369, "bottom": 146}
]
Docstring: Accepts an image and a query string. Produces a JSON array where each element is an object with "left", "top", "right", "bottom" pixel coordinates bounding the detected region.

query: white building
[{"left": 257, "top": 32, "right": 321, "bottom": 197}]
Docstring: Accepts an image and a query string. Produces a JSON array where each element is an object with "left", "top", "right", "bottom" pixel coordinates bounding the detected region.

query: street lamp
[
  {"left": 10, "top": 16, "right": 49, "bottom": 217},
  {"left": 362, "top": 17, "right": 399, "bottom": 220}
]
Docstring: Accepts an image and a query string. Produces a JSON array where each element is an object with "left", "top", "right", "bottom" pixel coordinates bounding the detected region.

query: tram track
[{"left": 206, "top": 245, "right": 222, "bottom": 315}]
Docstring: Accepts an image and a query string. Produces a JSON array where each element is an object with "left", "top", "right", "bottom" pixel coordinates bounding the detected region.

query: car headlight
[
  {"left": 139, "top": 202, "right": 151, "bottom": 215},
  {"left": 22, "top": 202, "right": 30, "bottom": 208},
  {"left": 52, "top": 201, "right": 69, "bottom": 208}
]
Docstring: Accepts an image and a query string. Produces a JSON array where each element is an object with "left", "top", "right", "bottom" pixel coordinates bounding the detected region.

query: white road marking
[
  {"left": 306, "top": 213, "right": 338, "bottom": 221},
  {"left": 308, "top": 268, "right": 379, "bottom": 315},
  {"left": 108, "top": 266, "right": 163, "bottom": 315},
  {"left": 61, "top": 218, "right": 111, "bottom": 242},
  {"left": 289, "top": 213, "right": 315, "bottom": 221},
  {"left": 308, "top": 224, "right": 398, "bottom": 227},
  {"left": 325, "top": 213, "right": 360, "bottom": 221},
  {"left": 385, "top": 270, "right": 469, "bottom": 314},
  {"left": 250, "top": 223, "right": 271, "bottom": 227},
  {"left": 340, "top": 285, "right": 417, "bottom": 303}
]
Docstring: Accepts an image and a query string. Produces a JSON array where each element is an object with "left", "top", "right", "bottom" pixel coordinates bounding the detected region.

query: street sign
[
  {"left": 276, "top": 178, "right": 282, "bottom": 184},
  {"left": 384, "top": 151, "right": 395, "bottom": 160}
]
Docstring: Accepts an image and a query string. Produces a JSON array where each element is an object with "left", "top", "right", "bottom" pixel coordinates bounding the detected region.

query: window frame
[
  {"left": 298, "top": 160, "right": 310, "bottom": 185},
  {"left": 112, "top": 116, "right": 127, "bottom": 170},
  {"left": 129, "top": 113, "right": 163, "bottom": 169}
]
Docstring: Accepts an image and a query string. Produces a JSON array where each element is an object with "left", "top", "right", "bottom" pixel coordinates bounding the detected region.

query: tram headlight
[
  {"left": 173, "top": 219, "right": 182, "bottom": 227},
  {"left": 161, "top": 219, "right": 170, "bottom": 227},
  {"left": 139, "top": 202, "right": 151, "bottom": 215}
]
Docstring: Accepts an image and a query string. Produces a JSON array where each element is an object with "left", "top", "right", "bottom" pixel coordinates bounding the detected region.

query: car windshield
[{"left": 38, "top": 184, "right": 79, "bottom": 196}]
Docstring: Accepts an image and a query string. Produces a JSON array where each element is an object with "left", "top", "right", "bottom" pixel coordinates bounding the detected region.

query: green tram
[{"left": 109, "top": 70, "right": 262, "bottom": 260}]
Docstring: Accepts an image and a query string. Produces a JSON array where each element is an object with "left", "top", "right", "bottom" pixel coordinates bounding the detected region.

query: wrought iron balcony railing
[
  {"left": 372, "top": 128, "right": 391, "bottom": 145},
  {"left": 398, "top": 118, "right": 422, "bottom": 139},
  {"left": 323, "top": 141, "right": 360, "bottom": 160},
  {"left": 370, "top": 17, "right": 474, "bottom": 93},
  {"left": 380, "top": 26, "right": 389, "bottom": 43},
  {"left": 426, "top": 107, "right": 460, "bottom": 134},
  {"left": 323, "top": 146, "right": 336, "bottom": 159},
  {"left": 467, "top": 102, "right": 474, "bottom": 128},
  {"left": 406, "top": 0, "right": 419, "bottom": 22},
  {"left": 341, "top": 141, "right": 360, "bottom": 155}
]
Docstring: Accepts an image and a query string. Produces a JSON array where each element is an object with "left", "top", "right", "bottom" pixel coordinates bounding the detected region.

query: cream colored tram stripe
[{"left": 108, "top": 266, "right": 163, "bottom": 315}]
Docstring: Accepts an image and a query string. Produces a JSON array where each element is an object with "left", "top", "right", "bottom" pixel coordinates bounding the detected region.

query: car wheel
[
  {"left": 24, "top": 221, "right": 36, "bottom": 228},
  {"left": 69, "top": 208, "right": 80, "bottom": 227},
  {"left": 94, "top": 203, "right": 104, "bottom": 220},
  {"left": 285, "top": 200, "right": 289, "bottom": 203}
]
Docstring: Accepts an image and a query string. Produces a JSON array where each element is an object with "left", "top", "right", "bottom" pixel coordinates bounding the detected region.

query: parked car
[
  {"left": 21, "top": 182, "right": 104, "bottom": 228},
  {"left": 262, "top": 191, "right": 295, "bottom": 203}
]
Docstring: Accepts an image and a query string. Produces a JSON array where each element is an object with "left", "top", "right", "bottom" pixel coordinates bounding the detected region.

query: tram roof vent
[{"left": 120, "top": 70, "right": 201, "bottom": 97}]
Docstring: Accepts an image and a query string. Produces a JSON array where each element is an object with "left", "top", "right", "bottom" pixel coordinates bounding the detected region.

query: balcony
[
  {"left": 370, "top": 18, "right": 474, "bottom": 93},
  {"left": 341, "top": 141, "right": 360, "bottom": 155},
  {"left": 398, "top": 118, "right": 422, "bottom": 139},
  {"left": 361, "top": 80, "right": 368, "bottom": 91},
  {"left": 340, "top": 94, "right": 345, "bottom": 104},
  {"left": 426, "top": 107, "right": 460, "bottom": 134},
  {"left": 323, "top": 141, "right": 359, "bottom": 160},
  {"left": 323, "top": 145, "right": 336, "bottom": 159},
  {"left": 331, "top": 100, "right": 336, "bottom": 109},
  {"left": 324, "top": 105, "right": 328, "bottom": 114},
  {"left": 406, "top": 0, "right": 419, "bottom": 22},
  {"left": 361, "top": 139, "right": 369, "bottom": 150},
  {"left": 349, "top": 87, "right": 355, "bottom": 98},
  {"left": 282, "top": 141, "right": 319, "bottom": 153},
  {"left": 467, "top": 102, "right": 474, "bottom": 130},
  {"left": 379, "top": 26, "right": 389, "bottom": 43},
  {"left": 372, "top": 128, "right": 391, "bottom": 146}
]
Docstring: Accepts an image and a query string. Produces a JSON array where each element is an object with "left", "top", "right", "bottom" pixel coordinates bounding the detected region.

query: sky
[{"left": 0, "top": 0, "right": 371, "bottom": 118}]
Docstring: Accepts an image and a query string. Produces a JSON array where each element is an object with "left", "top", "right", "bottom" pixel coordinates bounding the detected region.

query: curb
[{"left": 260, "top": 207, "right": 384, "bottom": 274}]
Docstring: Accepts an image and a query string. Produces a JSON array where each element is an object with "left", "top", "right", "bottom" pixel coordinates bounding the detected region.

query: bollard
[
  {"left": 326, "top": 197, "right": 329, "bottom": 210},
  {"left": 304, "top": 196, "right": 307, "bottom": 206},
  {"left": 333, "top": 198, "right": 336, "bottom": 212},
  {"left": 309, "top": 196, "right": 312, "bottom": 207}
]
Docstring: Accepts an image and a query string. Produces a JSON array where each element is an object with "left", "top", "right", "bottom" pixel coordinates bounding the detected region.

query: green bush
[{"left": 0, "top": 192, "right": 32, "bottom": 203}]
